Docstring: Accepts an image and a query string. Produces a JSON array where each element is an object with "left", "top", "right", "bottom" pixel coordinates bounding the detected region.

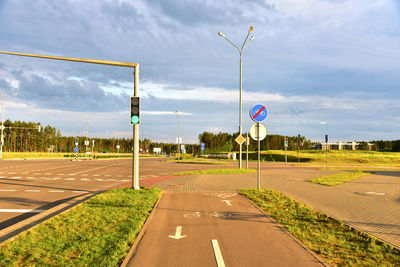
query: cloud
[{"left": 142, "top": 111, "right": 193, "bottom": 115}]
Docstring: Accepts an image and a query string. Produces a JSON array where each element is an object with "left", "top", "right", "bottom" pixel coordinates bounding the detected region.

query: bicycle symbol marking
[{"left": 183, "top": 211, "right": 232, "bottom": 219}]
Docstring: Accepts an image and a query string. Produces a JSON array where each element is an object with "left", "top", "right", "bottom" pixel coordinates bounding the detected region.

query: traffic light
[{"left": 130, "top": 96, "right": 140, "bottom": 125}]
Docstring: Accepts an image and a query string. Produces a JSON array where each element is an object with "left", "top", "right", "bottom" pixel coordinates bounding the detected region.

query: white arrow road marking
[
  {"left": 211, "top": 240, "right": 226, "bottom": 267},
  {"left": 168, "top": 226, "right": 187, "bottom": 240},
  {"left": 222, "top": 200, "right": 232, "bottom": 206}
]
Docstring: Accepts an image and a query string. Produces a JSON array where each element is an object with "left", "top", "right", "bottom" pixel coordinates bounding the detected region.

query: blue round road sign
[
  {"left": 74, "top": 147, "right": 79, "bottom": 153},
  {"left": 250, "top": 104, "right": 268, "bottom": 122}
]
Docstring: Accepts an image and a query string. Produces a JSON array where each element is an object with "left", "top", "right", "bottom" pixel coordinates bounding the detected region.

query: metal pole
[
  {"left": 239, "top": 55, "right": 242, "bottom": 169},
  {"left": 326, "top": 143, "right": 328, "bottom": 169},
  {"left": 257, "top": 122, "right": 260, "bottom": 190},
  {"left": 298, "top": 134, "right": 300, "bottom": 166},
  {"left": 246, "top": 132, "right": 249, "bottom": 169},
  {"left": 285, "top": 146, "right": 287, "bottom": 166},
  {"left": 132, "top": 66, "right": 140, "bottom": 190},
  {"left": 177, "top": 111, "right": 180, "bottom": 162},
  {"left": 0, "top": 97, "right": 4, "bottom": 160}
]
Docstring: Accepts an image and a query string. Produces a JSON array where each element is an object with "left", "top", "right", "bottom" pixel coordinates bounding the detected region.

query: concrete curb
[
  {"left": 120, "top": 191, "right": 165, "bottom": 267},
  {"left": 0, "top": 190, "right": 105, "bottom": 245},
  {"left": 240, "top": 194, "right": 330, "bottom": 267}
]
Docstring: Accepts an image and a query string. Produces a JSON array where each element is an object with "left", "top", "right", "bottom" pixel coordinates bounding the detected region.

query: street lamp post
[
  {"left": 174, "top": 110, "right": 180, "bottom": 162},
  {"left": 218, "top": 26, "right": 255, "bottom": 169},
  {"left": 0, "top": 92, "right": 18, "bottom": 160}
]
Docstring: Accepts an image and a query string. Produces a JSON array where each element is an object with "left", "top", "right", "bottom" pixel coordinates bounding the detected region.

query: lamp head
[
  {"left": 218, "top": 32, "right": 225, "bottom": 38},
  {"left": 249, "top": 26, "right": 254, "bottom": 33}
]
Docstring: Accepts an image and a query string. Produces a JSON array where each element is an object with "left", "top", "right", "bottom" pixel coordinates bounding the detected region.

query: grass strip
[
  {"left": 309, "top": 170, "right": 372, "bottom": 186},
  {"left": 168, "top": 159, "right": 226, "bottom": 165},
  {"left": 239, "top": 189, "right": 400, "bottom": 266},
  {"left": 174, "top": 168, "right": 255, "bottom": 176},
  {"left": 0, "top": 187, "right": 162, "bottom": 266}
]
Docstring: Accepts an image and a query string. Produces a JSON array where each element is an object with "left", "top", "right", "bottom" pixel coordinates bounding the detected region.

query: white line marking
[
  {"left": 25, "top": 190, "right": 40, "bottom": 192},
  {"left": 93, "top": 174, "right": 100, "bottom": 177},
  {"left": 168, "top": 226, "right": 187, "bottom": 239},
  {"left": 49, "top": 190, "right": 65, "bottom": 193},
  {"left": 26, "top": 177, "right": 35, "bottom": 179},
  {"left": 0, "top": 189, "right": 17, "bottom": 192},
  {"left": 0, "top": 209, "right": 44, "bottom": 213},
  {"left": 64, "top": 178, "right": 75, "bottom": 181},
  {"left": 211, "top": 240, "right": 226, "bottom": 267},
  {"left": 73, "top": 191, "right": 88, "bottom": 193},
  {"left": 121, "top": 179, "right": 130, "bottom": 182},
  {"left": 80, "top": 178, "right": 89, "bottom": 181},
  {"left": 11, "top": 177, "right": 21, "bottom": 179},
  {"left": 222, "top": 200, "right": 232, "bottom": 206},
  {"left": 94, "top": 179, "right": 104, "bottom": 181},
  {"left": 366, "top": 192, "right": 386, "bottom": 196}
]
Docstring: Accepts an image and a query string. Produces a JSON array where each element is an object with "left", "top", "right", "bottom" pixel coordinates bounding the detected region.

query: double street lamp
[
  {"left": 0, "top": 91, "right": 18, "bottom": 159},
  {"left": 218, "top": 26, "right": 255, "bottom": 169}
]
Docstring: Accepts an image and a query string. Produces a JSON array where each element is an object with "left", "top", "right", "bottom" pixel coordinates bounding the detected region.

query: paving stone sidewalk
[{"left": 153, "top": 167, "right": 400, "bottom": 250}]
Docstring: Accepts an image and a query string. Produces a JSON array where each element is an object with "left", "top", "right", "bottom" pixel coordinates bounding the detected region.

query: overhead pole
[{"left": 0, "top": 50, "right": 140, "bottom": 189}]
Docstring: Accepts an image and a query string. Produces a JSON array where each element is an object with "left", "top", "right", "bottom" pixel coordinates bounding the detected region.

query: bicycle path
[{"left": 125, "top": 192, "right": 326, "bottom": 267}]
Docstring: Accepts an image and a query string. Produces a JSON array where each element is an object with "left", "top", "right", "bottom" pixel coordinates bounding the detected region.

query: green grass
[
  {"left": 0, "top": 187, "right": 162, "bottom": 266},
  {"left": 174, "top": 168, "right": 255, "bottom": 176},
  {"left": 309, "top": 170, "right": 372, "bottom": 186},
  {"left": 239, "top": 150, "right": 400, "bottom": 166},
  {"left": 240, "top": 189, "right": 400, "bottom": 266}
]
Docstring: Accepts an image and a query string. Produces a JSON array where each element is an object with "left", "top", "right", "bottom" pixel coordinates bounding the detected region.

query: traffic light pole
[
  {"left": 132, "top": 66, "right": 140, "bottom": 190},
  {"left": 0, "top": 50, "right": 140, "bottom": 189}
]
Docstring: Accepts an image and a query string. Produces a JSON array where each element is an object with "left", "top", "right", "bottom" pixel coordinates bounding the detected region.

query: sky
[{"left": 0, "top": 0, "right": 400, "bottom": 143}]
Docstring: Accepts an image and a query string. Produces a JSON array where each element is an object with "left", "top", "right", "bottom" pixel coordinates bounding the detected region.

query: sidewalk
[{"left": 152, "top": 167, "right": 400, "bottom": 250}]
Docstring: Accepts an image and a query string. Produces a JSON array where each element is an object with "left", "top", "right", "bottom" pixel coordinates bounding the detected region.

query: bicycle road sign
[{"left": 250, "top": 104, "right": 268, "bottom": 122}]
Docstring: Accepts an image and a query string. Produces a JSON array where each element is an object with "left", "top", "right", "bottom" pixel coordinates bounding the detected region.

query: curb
[
  {"left": 239, "top": 194, "right": 330, "bottom": 267},
  {"left": 120, "top": 191, "right": 164, "bottom": 267},
  {"left": 0, "top": 190, "right": 105, "bottom": 245}
]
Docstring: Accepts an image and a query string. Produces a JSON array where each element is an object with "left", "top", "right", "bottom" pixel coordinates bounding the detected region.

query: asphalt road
[
  {"left": 126, "top": 192, "right": 324, "bottom": 267},
  {"left": 0, "top": 157, "right": 231, "bottom": 235}
]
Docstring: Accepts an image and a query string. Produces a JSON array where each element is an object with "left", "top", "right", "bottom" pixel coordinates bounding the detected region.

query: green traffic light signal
[{"left": 131, "top": 115, "right": 139, "bottom": 124}]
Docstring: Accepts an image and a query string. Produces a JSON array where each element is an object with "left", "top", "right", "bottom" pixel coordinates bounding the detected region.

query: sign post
[
  {"left": 246, "top": 133, "right": 249, "bottom": 169},
  {"left": 249, "top": 104, "right": 268, "bottom": 190},
  {"left": 325, "top": 134, "right": 328, "bottom": 169},
  {"left": 250, "top": 122, "right": 267, "bottom": 190},
  {"left": 74, "top": 137, "right": 79, "bottom": 161},
  {"left": 297, "top": 134, "right": 301, "bottom": 165},
  {"left": 284, "top": 137, "right": 288, "bottom": 166}
]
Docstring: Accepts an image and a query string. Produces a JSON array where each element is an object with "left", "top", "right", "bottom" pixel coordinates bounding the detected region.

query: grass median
[
  {"left": 309, "top": 170, "right": 372, "bottom": 186},
  {"left": 174, "top": 168, "right": 255, "bottom": 176},
  {"left": 240, "top": 189, "right": 400, "bottom": 266},
  {"left": 0, "top": 187, "right": 161, "bottom": 266}
]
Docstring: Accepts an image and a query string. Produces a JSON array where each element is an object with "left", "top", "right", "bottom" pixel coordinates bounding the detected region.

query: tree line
[
  {"left": 2, "top": 120, "right": 399, "bottom": 154},
  {"left": 198, "top": 131, "right": 311, "bottom": 153}
]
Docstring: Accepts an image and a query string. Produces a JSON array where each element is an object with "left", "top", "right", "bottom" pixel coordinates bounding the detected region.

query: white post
[{"left": 246, "top": 132, "right": 249, "bottom": 169}]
